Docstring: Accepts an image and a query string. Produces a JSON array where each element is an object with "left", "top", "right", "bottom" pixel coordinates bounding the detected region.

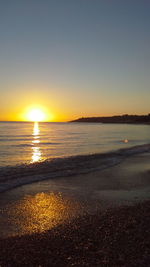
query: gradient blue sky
[{"left": 0, "top": 0, "right": 150, "bottom": 121}]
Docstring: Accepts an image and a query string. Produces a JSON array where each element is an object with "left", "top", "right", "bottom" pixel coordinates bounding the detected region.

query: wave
[
  {"left": 0, "top": 135, "right": 33, "bottom": 138},
  {"left": 13, "top": 142, "right": 61, "bottom": 147},
  {"left": 0, "top": 139, "right": 29, "bottom": 142},
  {"left": 0, "top": 143, "right": 150, "bottom": 194},
  {"left": 0, "top": 138, "right": 34, "bottom": 142}
]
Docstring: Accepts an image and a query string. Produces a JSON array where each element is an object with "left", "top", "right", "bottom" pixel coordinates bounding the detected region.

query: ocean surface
[
  {"left": 0, "top": 121, "right": 150, "bottom": 193},
  {"left": 0, "top": 121, "right": 150, "bottom": 168}
]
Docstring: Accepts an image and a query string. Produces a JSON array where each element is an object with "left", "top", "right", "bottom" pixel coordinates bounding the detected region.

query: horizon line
[{"left": 0, "top": 113, "right": 150, "bottom": 123}]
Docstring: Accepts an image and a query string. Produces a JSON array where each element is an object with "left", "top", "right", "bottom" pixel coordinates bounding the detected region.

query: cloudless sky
[{"left": 0, "top": 0, "right": 150, "bottom": 121}]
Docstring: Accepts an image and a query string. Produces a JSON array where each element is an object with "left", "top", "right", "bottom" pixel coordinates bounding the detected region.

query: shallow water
[{"left": 0, "top": 121, "right": 150, "bottom": 167}]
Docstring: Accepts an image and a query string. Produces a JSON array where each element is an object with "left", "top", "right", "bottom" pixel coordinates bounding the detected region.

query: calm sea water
[{"left": 0, "top": 122, "right": 150, "bottom": 167}]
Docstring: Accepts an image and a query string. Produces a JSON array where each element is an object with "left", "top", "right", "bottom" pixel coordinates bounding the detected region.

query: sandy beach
[
  {"left": 0, "top": 151, "right": 150, "bottom": 266},
  {"left": 1, "top": 201, "right": 150, "bottom": 267}
]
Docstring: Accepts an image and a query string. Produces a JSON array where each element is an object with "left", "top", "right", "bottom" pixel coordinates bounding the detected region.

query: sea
[
  {"left": 0, "top": 121, "right": 150, "bottom": 167},
  {"left": 0, "top": 121, "right": 150, "bottom": 192}
]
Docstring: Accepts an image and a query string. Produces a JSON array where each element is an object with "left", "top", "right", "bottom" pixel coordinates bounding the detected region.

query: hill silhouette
[{"left": 70, "top": 114, "right": 150, "bottom": 124}]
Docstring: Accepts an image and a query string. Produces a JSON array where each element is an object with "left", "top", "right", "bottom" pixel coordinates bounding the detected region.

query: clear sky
[{"left": 0, "top": 0, "right": 150, "bottom": 121}]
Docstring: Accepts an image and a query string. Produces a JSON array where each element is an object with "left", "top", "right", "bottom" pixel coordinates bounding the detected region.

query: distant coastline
[{"left": 70, "top": 114, "right": 150, "bottom": 124}]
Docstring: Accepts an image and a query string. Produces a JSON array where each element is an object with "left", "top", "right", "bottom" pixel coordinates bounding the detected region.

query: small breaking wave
[{"left": 0, "top": 143, "right": 150, "bottom": 194}]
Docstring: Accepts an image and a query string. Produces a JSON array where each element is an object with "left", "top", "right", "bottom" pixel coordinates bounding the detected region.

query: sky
[{"left": 0, "top": 0, "right": 150, "bottom": 121}]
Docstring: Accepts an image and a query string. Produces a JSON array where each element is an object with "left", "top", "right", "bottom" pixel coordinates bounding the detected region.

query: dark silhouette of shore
[{"left": 70, "top": 114, "right": 150, "bottom": 124}]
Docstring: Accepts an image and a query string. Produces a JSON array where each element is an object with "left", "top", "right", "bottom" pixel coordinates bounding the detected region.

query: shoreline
[
  {"left": 1, "top": 143, "right": 150, "bottom": 193},
  {"left": 0, "top": 150, "right": 150, "bottom": 239}
]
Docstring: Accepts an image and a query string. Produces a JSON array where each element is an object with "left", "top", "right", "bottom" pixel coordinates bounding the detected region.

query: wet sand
[
  {"left": 0, "top": 201, "right": 150, "bottom": 266},
  {"left": 0, "top": 152, "right": 150, "bottom": 266}
]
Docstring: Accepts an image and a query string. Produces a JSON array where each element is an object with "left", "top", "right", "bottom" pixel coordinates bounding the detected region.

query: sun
[{"left": 26, "top": 108, "right": 46, "bottom": 122}]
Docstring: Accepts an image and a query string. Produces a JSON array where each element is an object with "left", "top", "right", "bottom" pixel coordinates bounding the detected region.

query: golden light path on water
[
  {"left": 31, "top": 122, "right": 41, "bottom": 163},
  {"left": 6, "top": 192, "right": 82, "bottom": 236}
]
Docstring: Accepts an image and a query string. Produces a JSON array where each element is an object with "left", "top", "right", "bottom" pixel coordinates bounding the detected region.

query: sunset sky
[{"left": 0, "top": 0, "right": 150, "bottom": 121}]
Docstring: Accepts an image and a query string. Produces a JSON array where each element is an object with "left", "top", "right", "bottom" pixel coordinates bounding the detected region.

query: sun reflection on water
[{"left": 31, "top": 122, "right": 41, "bottom": 163}]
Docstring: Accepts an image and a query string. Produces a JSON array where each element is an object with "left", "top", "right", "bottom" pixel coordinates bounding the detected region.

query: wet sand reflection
[{"left": 5, "top": 192, "right": 82, "bottom": 236}]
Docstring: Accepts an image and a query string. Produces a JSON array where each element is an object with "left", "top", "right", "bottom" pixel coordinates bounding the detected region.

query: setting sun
[
  {"left": 26, "top": 108, "right": 46, "bottom": 122},
  {"left": 21, "top": 106, "right": 55, "bottom": 122}
]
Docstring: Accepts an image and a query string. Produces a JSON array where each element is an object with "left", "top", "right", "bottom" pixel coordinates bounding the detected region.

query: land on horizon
[{"left": 70, "top": 114, "right": 150, "bottom": 124}]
